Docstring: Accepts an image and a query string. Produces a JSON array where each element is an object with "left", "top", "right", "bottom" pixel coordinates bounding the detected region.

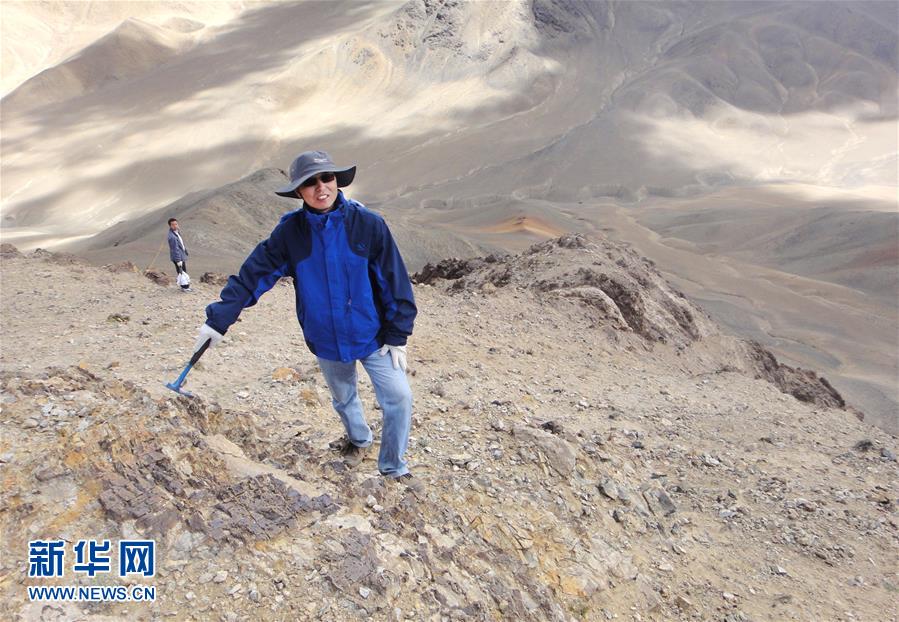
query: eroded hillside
[{"left": 1, "top": 236, "right": 896, "bottom": 621}]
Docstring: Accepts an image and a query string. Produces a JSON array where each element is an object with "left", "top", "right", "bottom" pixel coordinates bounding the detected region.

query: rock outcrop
[
  {"left": 415, "top": 234, "right": 847, "bottom": 410},
  {"left": 416, "top": 234, "right": 715, "bottom": 346}
]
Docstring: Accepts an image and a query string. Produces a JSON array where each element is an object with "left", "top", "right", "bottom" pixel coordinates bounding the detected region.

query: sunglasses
[{"left": 300, "top": 172, "right": 336, "bottom": 188}]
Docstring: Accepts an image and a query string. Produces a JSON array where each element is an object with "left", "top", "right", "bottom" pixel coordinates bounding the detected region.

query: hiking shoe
[
  {"left": 330, "top": 437, "right": 369, "bottom": 467},
  {"left": 386, "top": 473, "right": 424, "bottom": 494}
]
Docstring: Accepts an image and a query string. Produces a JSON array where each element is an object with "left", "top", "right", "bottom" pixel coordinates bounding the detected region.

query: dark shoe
[
  {"left": 330, "top": 437, "right": 369, "bottom": 467},
  {"left": 386, "top": 473, "right": 424, "bottom": 494}
]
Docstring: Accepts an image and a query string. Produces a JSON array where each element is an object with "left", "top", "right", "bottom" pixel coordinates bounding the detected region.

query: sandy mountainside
[
  {"left": 2, "top": 1, "right": 895, "bottom": 249},
  {"left": 1, "top": 235, "right": 896, "bottom": 621}
]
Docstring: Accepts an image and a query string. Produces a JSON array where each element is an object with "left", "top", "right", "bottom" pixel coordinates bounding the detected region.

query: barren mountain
[
  {"left": 3, "top": 18, "right": 199, "bottom": 109},
  {"left": 635, "top": 193, "right": 898, "bottom": 305},
  {"left": 0, "top": 1, "right": 248, "bottom": 96},
  {"left": 1, "top": 236, "right": 896, "bottom": 621},
  {"left": 2, "top": 1, "right": 895, "bottom": 247}
]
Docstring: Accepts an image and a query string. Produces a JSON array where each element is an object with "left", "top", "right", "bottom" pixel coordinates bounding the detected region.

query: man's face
[
  {"left": 169, "top": 220, "right": 178, "bottom": 231},
  {"left": 297, "top": 172, "right": 338, "bottom": 210}
]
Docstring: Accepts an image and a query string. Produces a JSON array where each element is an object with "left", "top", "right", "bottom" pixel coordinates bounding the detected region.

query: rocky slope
[{"left": 0, "top": 235, "right": 896, "bottom": 621}]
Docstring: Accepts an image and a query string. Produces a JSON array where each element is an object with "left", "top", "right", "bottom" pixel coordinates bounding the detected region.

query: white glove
[
  {"left": 176, "top": 261, "right": 184, "bottom": 269},
  {"left": 378, "top": 344, "right": 407, "bottom": 371},
  {"left": 194, "top": 324, "right": 224, "bottom": 353}
]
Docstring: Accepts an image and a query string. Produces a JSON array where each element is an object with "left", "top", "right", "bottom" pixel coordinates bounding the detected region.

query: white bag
[{"left": 177, "top": 271, "right": 191, "bottom": 287}]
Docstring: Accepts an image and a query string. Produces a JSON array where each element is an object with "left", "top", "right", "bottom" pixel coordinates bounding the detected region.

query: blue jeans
[{"left": 316, "top": 349, "right": 412, "bottom": 477}]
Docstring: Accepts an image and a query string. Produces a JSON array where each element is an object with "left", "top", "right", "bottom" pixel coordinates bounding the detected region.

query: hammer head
[{"left": 165, "top": 382, "right": 195, "bottom": 398}]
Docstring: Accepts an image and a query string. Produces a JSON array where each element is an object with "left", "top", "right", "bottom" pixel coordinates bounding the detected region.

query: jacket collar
[
  {"left": 303, "top": 190, "right": 347, "bottom": 218},
  {"left": 279, "top": 191, "right": 352, "bottom": 228}
]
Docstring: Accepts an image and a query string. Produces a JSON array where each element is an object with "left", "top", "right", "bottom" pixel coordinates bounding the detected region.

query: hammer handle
[{"left": 189, "top": 338, "right": 212, "bottom": 366}]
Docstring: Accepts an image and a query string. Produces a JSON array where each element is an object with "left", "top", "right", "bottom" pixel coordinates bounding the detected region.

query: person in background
[{"left": 167, "top": 218, "right": 191, "bottom": 292}]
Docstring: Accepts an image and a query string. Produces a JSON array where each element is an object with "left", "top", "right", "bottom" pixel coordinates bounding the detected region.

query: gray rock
[
  {"left": 794, "top": 498, "right": 816, "bottom": 512},
  {"left": 599, "top": 479, "right": 619, "bottom": 500},
  {"left": 702, "top": 454, "right": 720, "bottom": 467},
  {"left": 34, "top": 466, "right": 69, "bottom": 481},
  {"left": 675, "top": 594, "right": 693, "bottom": 610},
  {"left": 618, "top": 486, "right": 651, "bottom": 516},
  {"left": 324, "top": 528, "right": 380, "bottom": 595},
  {"left": 512, "top": 426, "right": 577, "bottom": 476},
  {"left": 541, "top": 420, "right": 563, "bottom": 434},
  {"left": 642, "top": 487, "right": 676, "bottom": 516},
  {"left": 448, "top": 454, "right": 473, "bottom": 467}
]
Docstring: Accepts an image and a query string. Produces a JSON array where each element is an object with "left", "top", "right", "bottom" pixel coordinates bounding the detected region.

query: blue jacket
[{"left": 205, "top": 191, "right": 416, "bottom": 362}]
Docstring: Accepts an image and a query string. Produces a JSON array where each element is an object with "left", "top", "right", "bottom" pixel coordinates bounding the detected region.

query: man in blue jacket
[{"left": 193, "top": 151, "right": 420, "bottom": 489}]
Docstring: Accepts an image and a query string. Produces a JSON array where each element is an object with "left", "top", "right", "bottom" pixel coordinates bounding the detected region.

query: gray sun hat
[{"left": 275, "top": 150, "right": 356, "bottom": 198}]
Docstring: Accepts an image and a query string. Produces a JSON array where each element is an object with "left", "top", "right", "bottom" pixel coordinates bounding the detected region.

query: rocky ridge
[
  {"left": 1, "top": 235, "right": 896, "bottom": 621},
  {"left": 414, "top": 235, "right": 848, "bottom": 411}
]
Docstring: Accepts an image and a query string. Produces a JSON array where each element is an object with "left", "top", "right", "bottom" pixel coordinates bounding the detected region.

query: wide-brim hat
[{"left": 275, "top": 150, "right": 356, "bottom": 198}]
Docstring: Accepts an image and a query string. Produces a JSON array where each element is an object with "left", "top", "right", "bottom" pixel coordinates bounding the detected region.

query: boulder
[{"left": 513, "top": 425, "right": 577, "bottom": 476}]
